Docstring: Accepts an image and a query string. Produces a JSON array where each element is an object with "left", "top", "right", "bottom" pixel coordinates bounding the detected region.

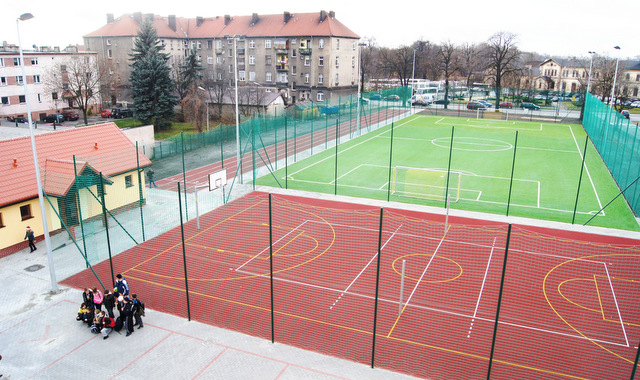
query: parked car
[
  {"left": 478, "top": 100, "right": 493, "bottom": 108},
  {"left": 101, "top": 108, "right": 113, "bottom": 118},
  {"left": 411, "top": 98, "right": 431, "bottom": 107},
  {"left": 467, "top": 101, "right": 487, "bottom": 110},
  {"left": 434, "top": 99, "right": 450, "bottom": 105},
  {"left": 499, "top": 101, "right": 514, "bottom": 109},
  {"left": 520, "top": 102, "right": 540, "bottom": 110},
  {"left": 112, "top": 108, "right": 134, "bottom": 119},
  {"left": 630, "top": 101, "right": 640, "bottom": 108},
  {"left": 15, "top": 116, "right": 29, "bottom": 123},
  {"left": 62, "top": 111, "right": 79, "bottom": 121},
  {"left": 384, "top": 95, "right": 400, "bottom": 101},
  {"left": 369, "top": 94, "right": 382, "bottom": 100},
  {"left": 43, "top": 114, "right": 64, "bottom": 123}
]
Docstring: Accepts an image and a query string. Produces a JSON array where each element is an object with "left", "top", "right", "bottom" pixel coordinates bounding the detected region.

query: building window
[
  {"left": 14, "top": 58, "right": 21, "bottom": 66},
  {"left": 197, "top": 41, "right": 202, "bottom": 50},
  {"left": 292, "top": 65, "right": 296, "bottom": 75},
  {"left": 207, "top": 56, "right": 213, "bottom": 64},
  {"left": 335, "top": 56, "right": 339, "bottom": 68},
  {"left": 266, "top": 72, "right": 272, "bottom": 82},
  {"left": 107, "top": 49, "right": 113, "bottom": 59},
  {"left": 31, "top": 57, "right": 38, "bottom": 65},
  {"left": 304, "top": 73, "right": 310, "bottom": 83},
  {"left": 637, "top": 74, "right": 640, "bottom": 81},
  {"left": 292, "top": 49, "right": 297, "bottom": 58},
  {"left": 318, "top": 73, "right": 323, "bottom": 84},
  {"left": 0, "top": 77, "right": 6, "bottom": 86},
  {"left": 19, "top": 95, "right": 26, "bottom": 103},
  {"left": 352, "top": 57, "right": 355, "bottom": 68},
  {"left": 317, "top": 91, "right": 324, "bottom": 101},
  {"left": 228, "top": 49, "right": 233, "bottom": 58},
  {"left": 335, "top": 73, "right": 339, "bottom": 84},
  {"left": 336, "top": 39, "right": 340, "bottom": 50},
  {"left": 265, "top": 55, "right": 272, "bottom": 66},
  {"left": 249, "top": 40, "right": 255, "bottom": 48},
  {"left": 319, "top": 39, "right": 324, "bottom": 49},
  {"left": 16, "top": 76, "right": 23, "bottom": 85},
  {"left": 0, "top": 212, "right": 4, "bottom": 228},
  {"left": 33, "top": 75, "right": 40, "bottom": 83},
  {"left": 52, "top": 92, "right": 58, "bottom": 100},
  {"left": 37, "top": 93, "right": 41, "bottom": 102},
  {"left": 1, "top": 96, "right": 9, "bottom": 105},
  {"left": 238, "top": 71, "right": 246, "bottom": 81},
  {"left": 217, "top": 72, "right": 222, "bottom": 80},
  {"left": 228, "top": 64, "right": 233, "bottom": 74},
  {"left": 0, "top": 58, "right": 4, "bottom": 67},
  {"left": 216, "top": 56, "right": 223, "bottom": 64},
  {"left": 304, "top": 56, "right": 310, "bottom": 66},
  {"left": 352, "top": 42, "right": 356, "bottom": 51},
  {"left": 249, "top": 55, "right": 255, "bottom": 65},
  {"left": 20, "top": 204, "right": 33, "bottom": 220},
  {"left": 106, "top": 39, "right": 111, "bottom": 46},
  {"left": 207, "top": 40, "right": 213, "bottom": 49},
  {"left": 249, "top": 71, "right": 256, "bottom": 81},
  {"left": 265, "top": 40, "right": 272, "bottom": 49},
  {"left": 319, "top": 56, "right": 324, "bottom": 66},
  {"left": 125, "top": 175, "right": 133, "bottom": 188}
]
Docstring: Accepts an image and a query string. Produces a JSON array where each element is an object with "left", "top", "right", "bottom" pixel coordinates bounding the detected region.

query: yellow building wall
[{"left": 0, "top": 169, "right": 146, "bottom": 252}]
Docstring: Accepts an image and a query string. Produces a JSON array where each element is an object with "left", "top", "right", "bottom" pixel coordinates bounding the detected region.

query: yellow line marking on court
[
  {"left": 594, "top": 274, "right": 606, "bottom": 320},
  {"left": 544, "top": 253, "right": 640, "bottom": 364},
  {"left": 556, "top": 278, "right": 601, "bottom": 314}
]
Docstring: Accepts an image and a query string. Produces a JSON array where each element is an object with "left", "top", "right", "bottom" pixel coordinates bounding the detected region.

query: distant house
[{"left": 0, "top": 123, "right": 151, "bottom": 257}]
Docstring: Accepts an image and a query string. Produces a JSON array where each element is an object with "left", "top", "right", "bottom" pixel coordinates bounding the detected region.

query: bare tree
[
  {"left": 98, "top": 57, "right": 121, "bottom": 107},
  {"left": 459, "top": 42, "right": 483, "bottom": 96},
  {"left": 484, "top": 32, "right": 521, "bottom": 107},
  {"left": 379, "top": 45, "right": 415, "bottom": 86},
  {"left": 43, "top": 56, "right": 103, "bottom": 124},
  {"left": 181, "top": 87, "right": 206, "bottom": 132},
  {"left": 436, "top": 41, "right": 459, "bottom": 108},
  {"left": 203, "top": 71, "right": 231, "bottom": 121},
  {"left": 359, "top": 37, "right": 377, "bottom": 93}
]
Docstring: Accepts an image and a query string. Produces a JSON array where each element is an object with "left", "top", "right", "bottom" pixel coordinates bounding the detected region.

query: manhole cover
[{"left": 25, "top": 264, "right": 45, "bottom": 272}]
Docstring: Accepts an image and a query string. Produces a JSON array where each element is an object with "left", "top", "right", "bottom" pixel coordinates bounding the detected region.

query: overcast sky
[{"left": 1, "top": 0, "right": 636, "bottom": 60}]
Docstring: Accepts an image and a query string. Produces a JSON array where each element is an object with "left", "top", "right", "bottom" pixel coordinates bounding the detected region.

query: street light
[
  {"left": 17, "top": 13, "right": 58, "bottom": 292},
  {"left": 411, "top": 48, "right": 416, "bottom": 114},
  {"left": 586, "top": 51, "right": 596, "bottom": 94},
  {"left": 610, "top": 46, "right": 621, "bottom": 106},
  {"left": 225, "top": 34, "right": 245, "bottom": 183},
  {"left": 356, "top": 42, "right": 366, "bottom": 136}
]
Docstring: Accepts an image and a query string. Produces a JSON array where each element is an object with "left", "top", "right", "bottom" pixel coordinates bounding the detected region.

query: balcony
[
  {"left": 276, "top": 64, "right": 289, "bottom": 71},
  {"left": 237, "top": 47, "right": 245, "bottom": 55},
  {"left": 299, "top": 48, "right": 312, "bottom": 55}
]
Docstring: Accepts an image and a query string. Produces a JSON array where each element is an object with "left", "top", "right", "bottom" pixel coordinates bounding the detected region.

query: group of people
[{"left": 76, "top": 274, "right": 145, "bottom": 339}]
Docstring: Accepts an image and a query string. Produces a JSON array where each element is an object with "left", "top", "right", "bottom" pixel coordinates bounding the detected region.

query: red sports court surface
[{"left": 62, "top": 191, "right": 640, "bottom": 379}]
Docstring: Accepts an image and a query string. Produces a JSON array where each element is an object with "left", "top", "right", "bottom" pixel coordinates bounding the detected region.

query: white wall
[{"left": 120, "top": 124, "right": 155, "bottom": 159}]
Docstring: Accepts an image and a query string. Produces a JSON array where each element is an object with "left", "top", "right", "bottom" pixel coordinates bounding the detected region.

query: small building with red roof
[{"left": 0, "top": 123, "right": 151, "bottom": 256}]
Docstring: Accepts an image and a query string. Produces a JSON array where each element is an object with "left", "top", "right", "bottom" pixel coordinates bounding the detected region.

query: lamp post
[
  {"left": 411, "top": 48, "right": 416, "bottom": 113},
  {"left": 225, "top": 34, "right": 244, "bottom": 183},
  {"left": 17, "top": 13, "right": 58, "bottom": 292},
  {"left": 586, "top": 51, "right": 596, "bottom": 94},
  {"left": 356, "top": 42, "right": 366, "bottom": 136},
  {"left": 610, "top": 46, "right": 621, "bottom": 106}
]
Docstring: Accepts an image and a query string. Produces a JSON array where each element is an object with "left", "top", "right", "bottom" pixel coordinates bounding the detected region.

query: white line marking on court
[
  {"left": 537, "top": 181, "right": 541, "bottom": 208},
  {"left": 330, "top": 224, "right": 404, "bottom": 309},
  {"left": 569, "top": 125, "right": 604, "bottom": 213},
  {"left": 235, "top": 220, "right": 308, "bottom": 271},
  {"left": 467, "top": 237, "right": 497, "bottom": 338},
  {"left": 604, "top": 262, "right": 629, "bottom": 347}
]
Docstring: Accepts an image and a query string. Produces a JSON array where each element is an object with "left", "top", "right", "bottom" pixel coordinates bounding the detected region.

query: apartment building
[
  {"left": 0, "top": 42, "right": 99, "bottom": 121},
  {"left": 83, "top": 11, "right": 360, "bottom": 106}
]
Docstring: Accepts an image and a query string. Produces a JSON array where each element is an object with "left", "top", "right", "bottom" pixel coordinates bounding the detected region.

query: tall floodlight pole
[
  {"left": 226, "top": 34, "right": 243, "bottom": 183},
  {"left": 610, "top": 46, "right": 621, "bottom": 105},
  {"left": 18, "top": 13, "right": 58, "bottom": 292},
  {"left": 411, "top": 48, "right": 416, "bottom": 113},
  {"left": 586, "top": 51, "right": 596, "bottom": 94},
  {"left": 356, "top": 42, "right": 366, "bottom": 136}
]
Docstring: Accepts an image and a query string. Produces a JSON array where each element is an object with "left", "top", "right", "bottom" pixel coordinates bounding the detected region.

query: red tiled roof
[
  {"left": 84, "top": 12, "right": 359, "bottom": 39},
  {"left": 1, "top": 123, "right": 151, "bottom": 206}
]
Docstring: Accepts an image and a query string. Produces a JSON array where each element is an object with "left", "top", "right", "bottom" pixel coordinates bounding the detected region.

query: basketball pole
[{"left": 398, "top": 259, "right": 406, "bottom": 316}]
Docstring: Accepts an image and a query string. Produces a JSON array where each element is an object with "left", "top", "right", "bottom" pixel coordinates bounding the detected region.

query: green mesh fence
[{"left": 583, "top": 93, "right": 640, "bottom": 216}]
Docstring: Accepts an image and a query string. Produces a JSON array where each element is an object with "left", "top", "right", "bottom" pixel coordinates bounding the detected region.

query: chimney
[
  {"left": 251, "top": 13, "right": 259, "bottom": 26},
  {"left": 107, "top": 13, "right": 114, "bottom": 23},
  {"left": 319, "top": 10, "right": 327, "bottom": 22},
  {"left": 224, "top": 15, "right": 231, "bottom": 25},
  {"left": 196, "top": 16, "right": 204, "bottom": 27},
  {"left": 329, "top": 11, "right": 335, "bottom": 19},
  {"left": 284, "top": 11, "right": 291, "bottom": 24},
  {"left": 168, "top": 15, "right": 176, "bottom": 31},
  {"left": 145, "top": 14, "right": 154, "bottom": 22},
  {"left": 133, "top": 12, "right": 142, "bottom": 25}
]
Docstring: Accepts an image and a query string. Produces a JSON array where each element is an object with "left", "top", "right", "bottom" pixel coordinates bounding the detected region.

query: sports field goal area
[{"left": 255, "top": 114, "right": 638, "bottom": 231}]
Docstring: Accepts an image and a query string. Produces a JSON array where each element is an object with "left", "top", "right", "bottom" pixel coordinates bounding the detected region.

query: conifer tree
[{"left": 129, "top": 19, "right": 176, "bottom": 129}]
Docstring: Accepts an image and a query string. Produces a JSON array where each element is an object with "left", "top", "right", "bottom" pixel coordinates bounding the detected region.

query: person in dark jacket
[
  {"left": 102, "top": 289, "right": 116, "bottom": 318},
  {"left": 114, "top": 274, "right": 129, "bottom": 296},
  {"left": 24, "top": 226, "right": 36, "bottom": 252},
  {"left": 121, "top": 297, "right": 135, "bottom": 336},
  {"left": 132, "top": 293, "right": 144, "bottom": 329},
  {"left": 82, "top": 288, "right": 94, "bottom": 310}
]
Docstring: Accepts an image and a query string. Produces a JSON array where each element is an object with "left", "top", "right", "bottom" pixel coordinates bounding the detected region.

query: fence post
[
  {"left": 178, "top": 181, "right": 191, "bottom": 321},
  {"left": 181, "top": 132, "right": 188, "bottom": 220},
  {"left": 506, "top": 131, "right": 518, "bottom": 216},
  {"left": 387, "top": 122, "right": 395, "bottom": 202},
  {"left": 444, "top": 126, "right": 454, "bottom": 208},
  {"left": 136, "top": 142, "right": 146, "bottom": 242},
  {"left": 99, "top": 172, "right": 115, "bottom": 286},
  {"left": 370, "top": 207, "right": 384, "bottom": 368},
  {"left": 572, "top": 135, "right": 590, "bottom": 224},
  {"left": 269, "top": 194, "right": 275, "bottom": 343},
  {"left": 334, "top": 120, "right": 339, "bottom": 195},
  {"left": 285, "top": 117, "right": 288, "bottom": 189},
  {"left": 486, "top": 224, "right": 513, "bottom": 379}
]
